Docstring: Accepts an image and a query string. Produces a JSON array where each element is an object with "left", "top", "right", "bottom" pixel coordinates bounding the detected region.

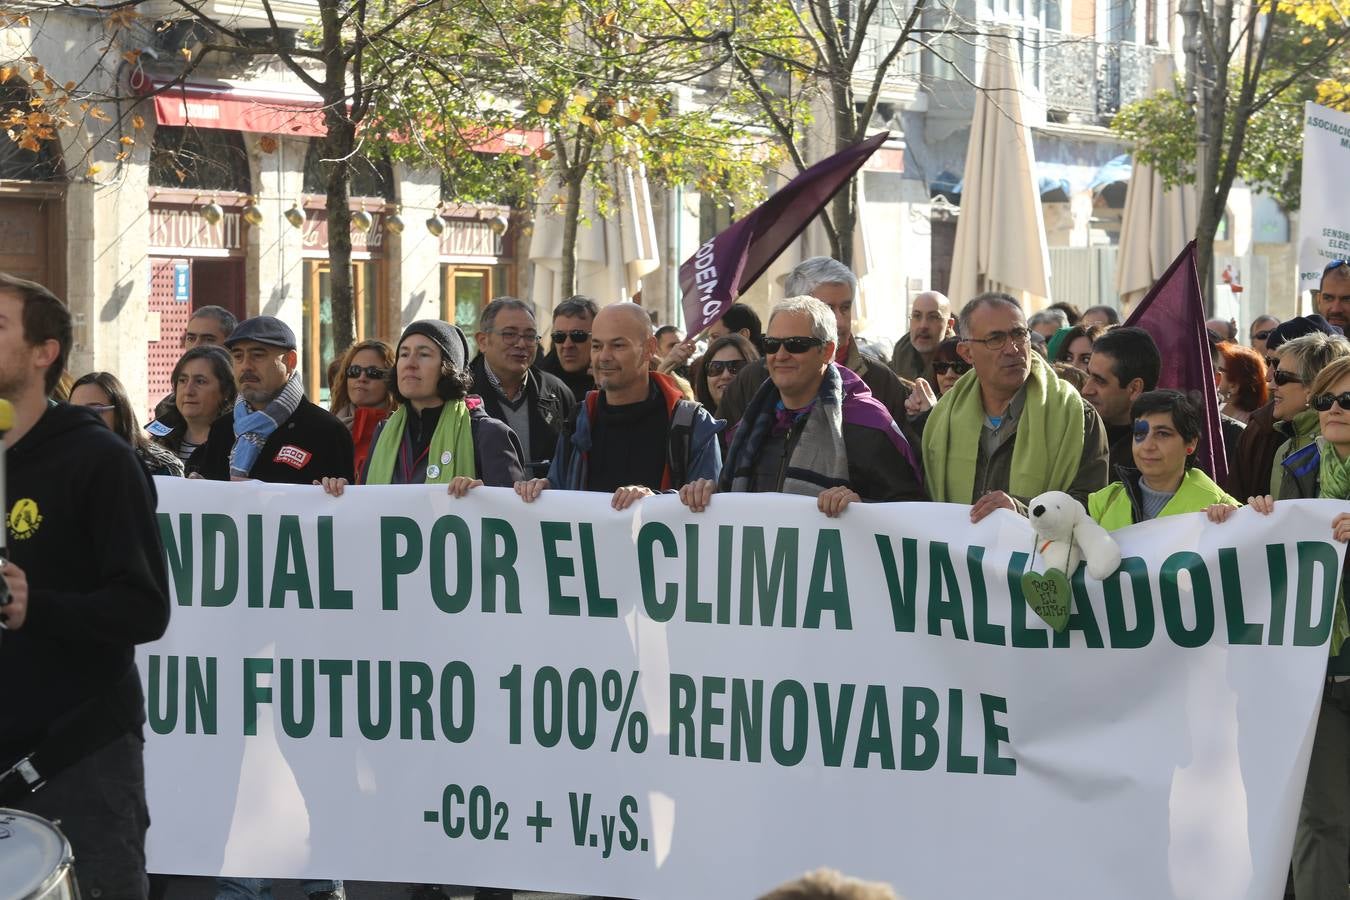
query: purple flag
[
  {"left": 1123, "top": 240, "right": 1227, "bottom": 483},
  {"left": 680, "top": 132, "right": 889, "bottom": 334}
]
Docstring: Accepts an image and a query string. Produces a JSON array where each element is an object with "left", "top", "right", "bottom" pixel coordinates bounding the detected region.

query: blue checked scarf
[{"left": 229, "top": 372, "right": 304, "bottom": 478}]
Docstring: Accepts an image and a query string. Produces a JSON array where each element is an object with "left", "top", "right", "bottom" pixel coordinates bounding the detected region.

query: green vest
[{"left": 1088, "top": 468, "right": 1238, "bottom": 529}]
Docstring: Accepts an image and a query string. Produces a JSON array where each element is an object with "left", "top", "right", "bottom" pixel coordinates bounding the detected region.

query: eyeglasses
[
  {"left": 1252, "top": 330, "right": 1273, "bottom": 341},
  {"left": 551, "top": 329, "right": 591, "bottom": 345},
  {"left": 963, "top": 327, "right": 1031, "bottom": 351},
  {"left": 1312, "top": 392, "right": 1350, "bottom": 412},
  {"left": 706, "top": 358, "right": 747, "bottom": 377},
  {"left": 486, "top": 329, "right": 541, "bottom": 345},
  {"left": 762, "top": 336, "right": 825, "bottom": 355},
  {"left": 1273, "top": 370, "right": 1304, "bottom": 386},
  {"left": 932, "top": 361, "right": 971, "bottom": 376},
  {"left": 346, "top": 365, "right": 387, "bottom": 380}
]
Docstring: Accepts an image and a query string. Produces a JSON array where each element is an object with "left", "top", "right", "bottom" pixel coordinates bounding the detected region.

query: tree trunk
[
  {"left": 323, "top": 112, "right": 357, "bottom": 356},
  {"left": 559, "top": 169, "right": 584, "bottom": 300},
  {"left": 829, "top": 75, "right": 856, "bottom": 264}
]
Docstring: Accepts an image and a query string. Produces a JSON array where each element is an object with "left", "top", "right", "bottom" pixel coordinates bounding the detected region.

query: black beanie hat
[
  {"left": 398, "top": 320, "right": 469, "bottom": 371},
  {"left": 1266, "top": 315, "right": 1343, "bottom": 352}
]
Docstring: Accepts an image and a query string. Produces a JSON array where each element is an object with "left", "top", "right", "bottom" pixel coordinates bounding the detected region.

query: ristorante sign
[{"left": 148, "top": 204, "right": 244, "bottom": 254}]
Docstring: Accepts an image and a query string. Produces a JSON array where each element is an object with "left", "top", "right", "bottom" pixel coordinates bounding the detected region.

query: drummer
[{"left": 0, "top": 275, "right": 170, "bottom": 899}]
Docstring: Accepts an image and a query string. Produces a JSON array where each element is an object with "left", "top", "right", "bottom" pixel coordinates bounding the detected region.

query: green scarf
[
  {"left": 923, "top": 353, "right": 1085, "bottom": 503},
  {"left": 1317, "top": 438, "right": 1350, "bottom": 658},
  {"left": 364, "top": 400, "right": 476, "bottom": 485}
]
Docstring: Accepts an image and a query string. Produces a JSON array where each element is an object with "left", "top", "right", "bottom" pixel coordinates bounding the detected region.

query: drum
[{"left": 0, "top": 809, "right": 78, "bottom": 900}]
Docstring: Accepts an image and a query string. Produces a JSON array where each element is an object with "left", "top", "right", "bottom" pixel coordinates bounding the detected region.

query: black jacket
[
  {"left": 0, "top": 403, "right": 170, "bottom": 759},
  {"left": 468, "top": 355, "right": 576, "bottom": 478},
  {"left": 359, "top": 403, "right": 526, "bottom": 486},
  {"left": 196, "top": 397, "right": 355, "bottom": 484}
]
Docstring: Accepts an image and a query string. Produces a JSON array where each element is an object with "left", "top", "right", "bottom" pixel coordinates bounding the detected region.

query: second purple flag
[{"left": 679, "top": 131, "right": 889, "bottom": 335}]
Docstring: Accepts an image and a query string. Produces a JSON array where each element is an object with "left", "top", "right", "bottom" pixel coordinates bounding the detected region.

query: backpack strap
[{"left": 667, "top": 400, "right": 699, "bottom": 488}]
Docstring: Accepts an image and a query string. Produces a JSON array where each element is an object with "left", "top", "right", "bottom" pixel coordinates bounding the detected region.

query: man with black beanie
[{"left": 0, "top": 273, "right": 170, "bottom": 900}]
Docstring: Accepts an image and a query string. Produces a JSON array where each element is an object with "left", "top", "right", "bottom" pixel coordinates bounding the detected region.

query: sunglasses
[
  {"left": 1252, "top": 329, "right": 1273, "bottom": 341},
  {"left": 552, "top": 329, "right": 591, "bottom": 345},
  {"left": 1312, "top": 392, "right": 1350, "bottom": 412},
  {"left": 347, "top": 365, "right": 387, "bottom": 380},
  {"left": 706, "top": 359, "right": 747, "bottom": 377},
  {"left": 762, "top": 336, "right": 825, "bottom": 355},
  {"left": 1325, "top": 259, "right": 1348, "bottom": 275},
  {"left": 1273, "top": 370, "right": 1304, "bottom": 386},
  {"left": 932, "top": 361, "right": 971, "bottom": 376}
]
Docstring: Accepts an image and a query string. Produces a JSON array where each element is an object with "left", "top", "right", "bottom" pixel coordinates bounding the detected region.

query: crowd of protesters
[{"left": 5, "top": 256, "right": 1350, "bottom": 900}]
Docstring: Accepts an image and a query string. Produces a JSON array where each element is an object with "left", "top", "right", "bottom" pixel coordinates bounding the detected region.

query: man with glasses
[
  {"left": 892, "top": 290, "right": 956, "bottom": 383},
  {"left": 470, "top": 297, "right": 576, "bottom": 479},
  {"left": 537, "top": 295, "right": 598, "bottom": 402},
  {"left": 678, "top": 296, "right": 924, "bottom": 517},
  {"left": 515, "top": 302, "right": 721, "bottom": 505},
  {"left": 922, "top": 292, "right": 1108, "bottom": 522},
  {"left": 1249, "top": 314, "right": 1280, "bottom": 355},
  {"left": 1317, "top": 258, "right": 1350, "bottom": 330},
  {"left": 1081, "top": 327, "right": 1161, "bottom": 474}
]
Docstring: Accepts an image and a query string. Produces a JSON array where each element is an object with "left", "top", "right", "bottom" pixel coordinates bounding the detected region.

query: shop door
[
  {"left": 192, "top": 258, "right": 246, "bottom": 322},
  {"left": 303, "top": 261, "right": 385, "bottom": 401},
  {"left": 0, "top": 196, "right": 60, "bottom": 292}
]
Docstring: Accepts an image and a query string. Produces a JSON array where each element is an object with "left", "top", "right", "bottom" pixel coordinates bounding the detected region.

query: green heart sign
[{"left": 1020, "top": 569, "right": 1072, "bottom": 633}]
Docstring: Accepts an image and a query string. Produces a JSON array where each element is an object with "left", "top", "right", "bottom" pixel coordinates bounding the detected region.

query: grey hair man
[
  {"left": 470, "top": 296, "right": 576, "bottom": 478},
  {"left": 538, "top": 294, "right": 599, "bottom": 402},
  {"left": 680, "top": 296, "right": 924, "bottom": 518},
  {"left": 1027, "top": 307, "right": 1068, "bottom": 339},
  {"left": 921, "top": 292, "right": 1108, "bottom": 522},
  {"left": 719, "top": 257, "right": 913, "bottom": 429},
  {"left": 891, "top": 290, "right": 955, "bottom": 385}
]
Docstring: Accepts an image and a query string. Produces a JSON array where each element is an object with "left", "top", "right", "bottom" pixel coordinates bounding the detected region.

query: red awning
[
  {"left": 133, "top": 74, "right": 545, "bottom": 153},
  {"left": 135, "top": 75, "right": 328, "bottom": 136}
]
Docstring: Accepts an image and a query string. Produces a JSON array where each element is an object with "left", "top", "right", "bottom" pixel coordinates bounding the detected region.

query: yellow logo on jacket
[{"left": 8, "top": 498, "right": 41, "bottom": 541}]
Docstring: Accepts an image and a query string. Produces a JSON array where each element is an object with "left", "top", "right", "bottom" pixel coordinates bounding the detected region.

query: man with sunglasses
[
  {"left": 1081, "top": 327, "right": 1160, "bottom": 474},
  {"left": 922, "top": 293, "right": 1108, "bottom": 522},
  {"left": 1249, "top": 314, "right": 1280, "bottom": 355},
  {"left": 679, "top": 296, "right": 924, "bottom": 517},
  {"left": 537, "top": 295, "right": 598, "bottom": 402},
  {"left": 1317, "top": 258, "right": 1350, "bottom": 330},
  {"left": 470, "top": 297, "right": 576, "bottom": 479}
]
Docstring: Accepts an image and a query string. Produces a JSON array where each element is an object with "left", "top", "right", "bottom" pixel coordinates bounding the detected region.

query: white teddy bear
[{"left": 1027, "top": 490, "right": 1122, "bottom": 581}]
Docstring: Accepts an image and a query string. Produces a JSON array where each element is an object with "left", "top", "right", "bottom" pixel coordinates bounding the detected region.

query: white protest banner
[
  {"left": 1298, "top": 101, "right": 1350, "bottom": 294},
  {"left": 141, "top": 480, "right": 1344, "bottom": 899}
]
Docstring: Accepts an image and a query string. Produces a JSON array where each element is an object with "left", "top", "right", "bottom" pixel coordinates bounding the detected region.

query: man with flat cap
[{"left": 196, "top": 315, "right": 355, "bottom": 485}]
